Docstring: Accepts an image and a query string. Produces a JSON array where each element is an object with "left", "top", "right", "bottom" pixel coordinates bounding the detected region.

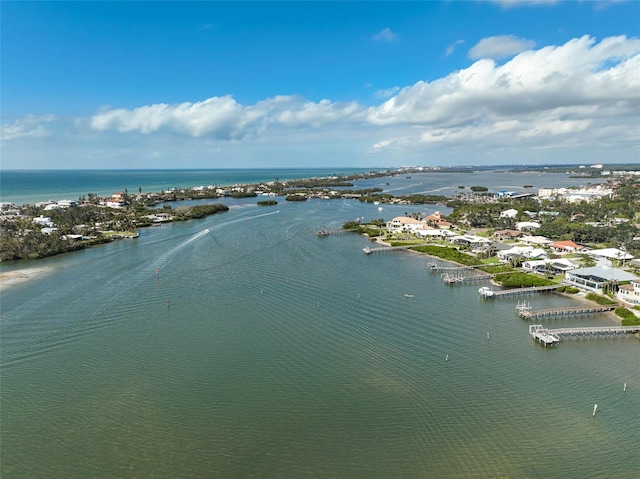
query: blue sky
[{"left": 2, "top": 0, "right": 639, "bottom": 169}]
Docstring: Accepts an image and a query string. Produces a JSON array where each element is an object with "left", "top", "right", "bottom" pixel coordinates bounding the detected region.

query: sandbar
[{"left": 0, "top": 267, "right": 53, "bottom": 292}]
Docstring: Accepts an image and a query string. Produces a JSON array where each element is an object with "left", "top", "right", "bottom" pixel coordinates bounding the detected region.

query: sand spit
[{"left": 0, "top": 267, "right": 53, "bottom": 292}]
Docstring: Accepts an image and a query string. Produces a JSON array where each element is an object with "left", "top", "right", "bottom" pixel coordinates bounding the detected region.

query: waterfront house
[
  {"left": 564, "top": 266, "right": 638, "bottom": 293},
  {"left": 386, "top": 216, "right": 426, "bottom": 234},
  {"left": 451, "top": 235, "right": 490, "bottom": 247},
  {"left": 617, "top": 280, "right": 640, "bottom": 306},
  {"left": 497, "top": 246, "right": 547, "bottom": 262},
  {"left": 522, "top": 258, "right": 577, "bottom": 274},
  {"left": 423, "top": 212, "right": 442, "bottom": 223}
]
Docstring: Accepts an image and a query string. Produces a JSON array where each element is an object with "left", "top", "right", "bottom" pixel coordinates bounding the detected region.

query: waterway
[{"left": 1, "top": 171, "right": 638, "bottom": 478}]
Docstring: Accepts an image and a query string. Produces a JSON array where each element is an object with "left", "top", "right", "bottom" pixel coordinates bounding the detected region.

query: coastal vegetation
[
  {"left": 257, "top": 200, "right": 278, "bottom": 206},
  {"left": 556, "top": 285, "right": 580, "bottom": 294},
  {"left": 584, "top": 293, "right": 617, "bottom": 305},
  {"left": 615, "top": 307, "right": 640, "bottom": 325},
  {"left": 0, "top": 202, "right": 229, "bottom": 261},
  {"left": 285, "top": 194, "right": 308, "bottom": 202},
  {"left": 492, "top": 272, "right": 556, "bottom": 288},
  {"left": 410, "top": 245, "right": 482, "bottom": 266}
]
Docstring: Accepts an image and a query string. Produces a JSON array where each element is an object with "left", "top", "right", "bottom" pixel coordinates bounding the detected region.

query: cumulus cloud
[
  {"left": 445, "top": 39, "right": 465, "bottom": 57},
  {"left": 369, "top": 35, "right": 639, "bottom": 127},
  {"left": 90, "top": 95, "right": 363, "bottom": 139},
  {"left": 374, "top": 86, "right": 401, "bottom": 99},
  {"left": 1, "top": 114, "right": 57, "bottom": 141},
  {"left": 468, "top": 35, "right": 536, "bottom": 60},
  {"left": 490, "top": 0, "right": 560, "bottom": 8},
  {"left": 77, "top": 35, "right": 640, "bottom": 165},
  {"left": 372, "top": 27, "right": 398, "bottom": 42}
]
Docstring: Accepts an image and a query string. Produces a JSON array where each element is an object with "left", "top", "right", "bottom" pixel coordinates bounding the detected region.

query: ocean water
[
  {"left": 1, "top": 171, "right": 638, "bottom": 478},
  {"left": 0, "top": 167, "right": 601, "bottom": 206},
  {"left": 0, "top": 169, "right": 380, "bottom": 206}
]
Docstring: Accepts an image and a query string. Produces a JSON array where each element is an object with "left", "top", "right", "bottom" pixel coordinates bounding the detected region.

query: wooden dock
[
  {"left": 428, "top": 262, "right": 480, "bottom": 273},
  {"left": 317, "top": 228, "right": 357, "bottom": 236},
  {"left": 363, "top": 245, "right": 412, "bottom": 254},
  {"left": 518, "top": 304, "right": 616, "bottom": 320},
  {"left": 442, "top": 273, "right": 492, "bottom": 284},
  {"left": 480, "top": 285, "right": 560, "bottom": 298},
  {"left": 530, "top": 324, "right": 640, "bottom": 346}
]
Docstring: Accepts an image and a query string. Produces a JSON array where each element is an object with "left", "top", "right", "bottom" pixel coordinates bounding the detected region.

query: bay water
[{"left": 1, "top": 170, "right": 638, "bottom": 478}]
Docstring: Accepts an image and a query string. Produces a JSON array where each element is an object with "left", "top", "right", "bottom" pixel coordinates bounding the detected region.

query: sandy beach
[{"left": 0, "top": 267, "right": 53, "bottom": 292}]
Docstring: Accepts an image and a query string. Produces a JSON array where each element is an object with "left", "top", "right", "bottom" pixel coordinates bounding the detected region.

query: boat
[
  {"left": 478, "top": 286, "right": 494, "bottom": 297},
  {"left": 404, "top": 294, "right": 414, "bottom": 298}
]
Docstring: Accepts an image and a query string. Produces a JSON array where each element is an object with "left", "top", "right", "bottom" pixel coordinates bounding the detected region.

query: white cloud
[
  {"left": 372, "top": 28, "right": 398, "bottom": 42},
  {"left": 7, "top": 35, "right": 638, "bottom": 168},
  {"left": 445, "top": 39, "right": 465, "bottom": 57},
  {"left": 593, "top": 0, "right": 629, "bottom": 11},
  {"left": 469, "top": 35, "right": 536, "bottom": 60},
  {"left": 369, "top": 35, "right": 640, "bottom": 127},
  {"left": 374, "top": 86, "right": 400, "bottom": 99},
  {"left": 85, "top": 35, "right": 640, "bottom": 164},
  {"left": 490, "top": 0, "right": 560, "bottom": 8},
  {"left": 90, "top": 95, "right": 364, "bottom": 139},
  {"left": 1, "top": 114, "right": 57, "bottom": 141}
]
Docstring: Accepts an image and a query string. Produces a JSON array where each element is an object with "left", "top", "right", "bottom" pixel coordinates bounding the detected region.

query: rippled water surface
[{"left": 1, "top": 178, "right": 639, "bottom": 478}]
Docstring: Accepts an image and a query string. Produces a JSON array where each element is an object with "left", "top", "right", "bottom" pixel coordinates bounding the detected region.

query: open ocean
[{"left": 1, "top": 169, "right": 638, "bottom": 478}]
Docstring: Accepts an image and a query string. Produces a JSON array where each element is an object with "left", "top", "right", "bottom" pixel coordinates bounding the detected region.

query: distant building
[
  {"left": 549, "top": 240, "right": 586, "bottom": 253},
  {"left": 515, "top": 221, "right": 541, "bottom": 232},
  {"left": 587, "top": 248, "right": 634, "bottom": 261},
  {"left": 493, "top": 229, "right": 522, "bottom": 241},
  {"left": 499, "top": 209, "right": 518, "bottom": 218}
]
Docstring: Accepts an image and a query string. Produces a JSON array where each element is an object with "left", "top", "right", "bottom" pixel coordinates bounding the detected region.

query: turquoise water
[
  {"left": 0, "top": 168, "right": 380, "bottom": 205},
  {"left": 0, "top": 168, "right": 599, "bottom": 206},
  {"left": 1, "top": 173, "right": 638, "bottom": 478}
]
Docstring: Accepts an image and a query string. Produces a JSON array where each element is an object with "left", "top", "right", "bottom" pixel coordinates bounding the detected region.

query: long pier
[
  {"left": 428, "top": 263, "right": 480, "bottom": 273},
  {"left": 363, "top": 245, "right": 413, "bottom": 254},
  {"left": 530, "top": 324, "right": 640, "bottom": 346},
  {"left": 443, "top": 273, "right": 492, "bottom": 284},
  {"left": 480, "top": 285, "right": 560, "bottom": 298},
  {"left": 518, "top": 304, "right": 616, "bottom": 320},
  {"left": 317, "top": 228, "right": 357, "bottom": 236}
]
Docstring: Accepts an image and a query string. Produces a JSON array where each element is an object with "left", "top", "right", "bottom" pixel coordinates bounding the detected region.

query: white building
[
  {"left": 499, "top": 209, "right": 518, "bottom": 218},
  {"left": 386, "top": 216, "right": 426, "bottom": 234},
  {"left": 617, "top": 280, "right": 640, "bottom": 306},
  {"left": 564, "top": 266, "right": 638, "bottom": 293},
  {"left": 587, "top": 248, "right": 634, "bottom": 261},
  {"left": 33, "top": 215, "right": 55, "bottom": 227},
  {"left": 522, "top": 258, "right": 577, "bottom": 274},
  {"left": 515, "top": 221, "right": 541, "bottom": 232},
  {"left": 497, "top": 246, "right": 547, "bottom": 262}
]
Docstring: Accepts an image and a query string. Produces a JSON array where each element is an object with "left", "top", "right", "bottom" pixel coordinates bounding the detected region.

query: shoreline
[{"left": 372, "top": 236, "right": 627, "bottom": 324}]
